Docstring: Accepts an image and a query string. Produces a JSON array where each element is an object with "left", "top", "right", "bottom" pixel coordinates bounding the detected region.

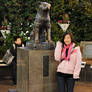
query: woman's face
[
  {"left": 64, "top": 34, "right": 71, "bottom": 45},
  {"left": 15, "top": 38, "right": 22, "bottom": 45}
]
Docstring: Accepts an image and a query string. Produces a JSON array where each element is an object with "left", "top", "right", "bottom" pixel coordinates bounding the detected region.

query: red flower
[
  {"left": 0, "top": 26, "right": 2, "bottom": 30},
  {"left": 58, "top": 20, "right": 63, "bottom": 23},
  {"left": 64, "top": 20, "right": 68, "bottom": 23},
  {"left": 3, "top": 26, "right": 7, "bottom": 29},
  {"left": 16, "top": 1, "right": 18, "bottom": 5},
  {"left": 28, "top": 18, "right": 32, "bottom": 20}
]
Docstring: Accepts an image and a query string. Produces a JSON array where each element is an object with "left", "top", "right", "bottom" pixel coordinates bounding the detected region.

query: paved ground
[
  {"left": 75, "top": 82, "right": 92, "bottom": 92},
  {"left": 0, "top": 79, "right": 92, "bottom": 92},
  {"left": 0, "top": 79, "right": 16, "bottom": 92}
]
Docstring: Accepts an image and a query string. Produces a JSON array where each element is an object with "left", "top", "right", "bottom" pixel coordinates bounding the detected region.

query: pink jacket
[{"left": 54, "top": 41, "right": 82, "bottom": 79}]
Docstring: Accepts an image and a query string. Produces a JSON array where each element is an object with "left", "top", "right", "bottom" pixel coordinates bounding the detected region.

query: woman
[
  {"left": 54, "top": 32, "right": 82, "bottom": 92},
  {"left": 10, "top": 36, "right": 23, "bottom": 85}
]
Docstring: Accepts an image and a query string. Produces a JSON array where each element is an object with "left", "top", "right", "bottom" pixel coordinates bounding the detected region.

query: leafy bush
[
  {"left": 0, "top": 0, "right": 92, "bottom": 56},
  {"left": 0, "top": 46, "right": 7, "bottom": 59}
]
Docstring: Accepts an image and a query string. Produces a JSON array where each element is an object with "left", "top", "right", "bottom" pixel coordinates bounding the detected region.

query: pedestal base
[
  {"left": 26, "top": 41, "right": 55, "bottom": 50},
  {"left": 17, "top": 47, "right": 58, "bottom": 92}
]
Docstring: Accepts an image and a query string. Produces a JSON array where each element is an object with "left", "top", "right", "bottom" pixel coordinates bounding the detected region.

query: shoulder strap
[{"left": 13, "top": 44, "right": 15, "bottom": 49}]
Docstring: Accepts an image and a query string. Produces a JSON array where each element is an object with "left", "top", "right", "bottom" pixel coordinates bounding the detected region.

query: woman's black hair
[
  {"left": 14, "top": 36, "right": 21, "bottom": 41},
  {"left": 61, "top": 31, "right": 75, "bottom": 45}
]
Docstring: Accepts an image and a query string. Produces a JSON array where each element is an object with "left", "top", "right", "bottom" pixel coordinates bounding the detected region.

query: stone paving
[
  {"left": 0, "top": 79, "right": 92, "bottom": 92},
  {"left": 0, "top": 79, "right": 16, "bottom": 92},
  {"left": 75, "top": 82, "right": 92, "bottom": 92}
]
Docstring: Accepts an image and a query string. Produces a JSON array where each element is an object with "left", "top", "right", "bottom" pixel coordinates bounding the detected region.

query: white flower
[
  {"left": 24, "top": 33, "right": 26, "bottom": 35},
  {"left": 20, "top": 28, "right": 22, "bottom": 30},
  {"left": 9, "top": 22, "right": 11, "bottom": 25},
  {"left": 26, "top": 31, "right": 29, "bottom": 33},
  {"left": 27, "top": 23, "right": 29, "bottom": 25},
  {"left": 28, "top": 37, "right": 30, "bottom": 40},
  {"left": 30, "top": 25, "right": 32, "bottom": 27},
  {"left": 30, "top": 23, "right": 33, "bottom": 27}
]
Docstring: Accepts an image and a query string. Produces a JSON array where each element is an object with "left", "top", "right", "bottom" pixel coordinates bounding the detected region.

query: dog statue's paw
[{"left": 35, "top": 40, "right": 39, "bottom": 43}]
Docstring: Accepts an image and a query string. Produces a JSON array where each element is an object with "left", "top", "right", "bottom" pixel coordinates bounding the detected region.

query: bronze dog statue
[{"left": 30, "top": 2, "right": 51, "bottom": 43}]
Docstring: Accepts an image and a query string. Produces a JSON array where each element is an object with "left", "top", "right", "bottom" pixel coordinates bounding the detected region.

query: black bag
[{"left": 3, "top": 44, "right": 15, "bottom": 65}]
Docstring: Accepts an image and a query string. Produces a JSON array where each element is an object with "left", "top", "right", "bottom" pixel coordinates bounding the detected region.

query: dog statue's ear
[{"left": 38, "top": 1, "right": 41, "bottom": 5}]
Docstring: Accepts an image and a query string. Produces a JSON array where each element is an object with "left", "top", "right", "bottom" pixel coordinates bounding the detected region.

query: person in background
[
  {"left": 10, "top": 36, "right": 23, "bottom": 85},
  {"left": 54, "top": 32, "right": 82, "bottom": 92}
]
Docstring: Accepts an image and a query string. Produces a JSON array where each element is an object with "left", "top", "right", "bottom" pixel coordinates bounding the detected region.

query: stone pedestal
[{"left": 17, "top": 47, "right": 58, "bottom": 92}]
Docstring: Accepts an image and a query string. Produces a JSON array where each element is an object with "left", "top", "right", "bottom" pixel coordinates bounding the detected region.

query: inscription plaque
[{"left": 43, "top": 56, "right": 49, "bottom": 77}]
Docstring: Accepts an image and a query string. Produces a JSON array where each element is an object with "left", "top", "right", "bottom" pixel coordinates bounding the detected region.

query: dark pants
[
  {"left": 57, "top": 75, "right": 75, "bottom": 92},
  {"left": 11, "top": 59, "right": 17, "bottom": 84}
]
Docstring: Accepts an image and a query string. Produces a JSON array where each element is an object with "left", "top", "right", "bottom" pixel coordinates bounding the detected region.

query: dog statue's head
[{"left": 38, "top": 2, "right": 51, "bottom": 11}]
